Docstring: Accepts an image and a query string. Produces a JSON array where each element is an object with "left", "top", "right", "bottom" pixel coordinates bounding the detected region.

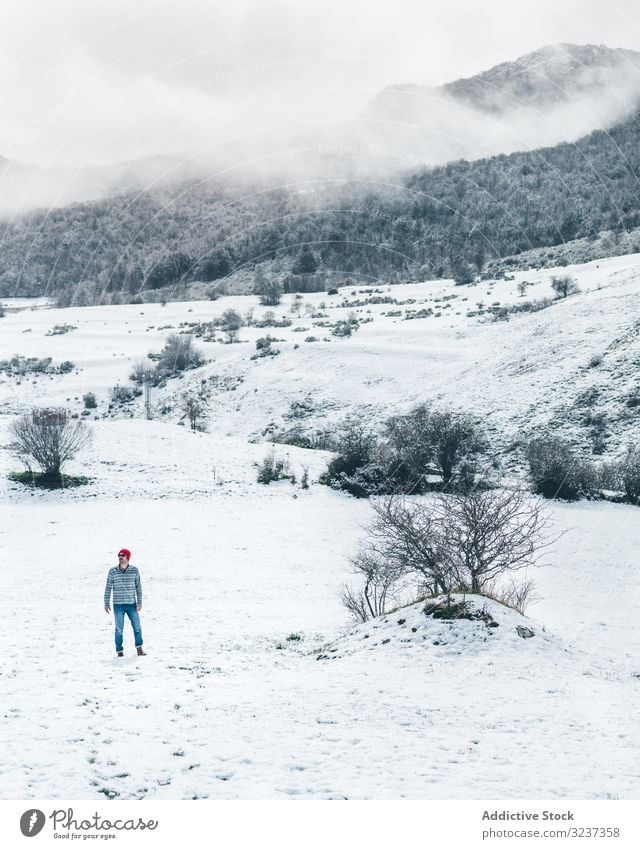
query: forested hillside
[{"left": 1, "top": 110, "right": 640, "bottom": 302}]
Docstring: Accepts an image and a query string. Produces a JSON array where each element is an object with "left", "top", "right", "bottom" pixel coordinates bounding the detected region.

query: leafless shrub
[
  {"left": 342, "top": 549, "right": 406, "bottom": 622},
  {"left": 482, "top": 575, "right": 539, "bottom": 614},
  {"left": 340, "top": 584, "right": 371, "bottom": 623},
  {"left": 9, "top": 407, "right": 92, "bottom": 475},
  {"left": 344, "top": 490, "right": 552, "bottom": 620}
]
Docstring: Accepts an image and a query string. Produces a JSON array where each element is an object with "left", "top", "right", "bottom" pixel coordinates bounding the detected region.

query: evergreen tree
[{"left": 292, "top": 247, "right": 318, "bottom": 275}]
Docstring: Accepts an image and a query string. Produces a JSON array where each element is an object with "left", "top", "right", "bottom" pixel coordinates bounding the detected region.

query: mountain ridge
[{"left": 2, "top": 42, "right": 640, "bottom": 216}]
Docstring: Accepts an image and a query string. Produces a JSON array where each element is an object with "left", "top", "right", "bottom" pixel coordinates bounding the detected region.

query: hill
[
  {"left": 2, "top": 105, "right": 640, "bottom": 303},
  {"left": 1, "top": 250, "right": 639, "bottom": 798}
]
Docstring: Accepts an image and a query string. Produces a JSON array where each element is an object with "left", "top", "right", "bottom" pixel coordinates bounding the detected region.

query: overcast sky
[{"left": 1, "top": 0, "right": 639, "bottom": 167}]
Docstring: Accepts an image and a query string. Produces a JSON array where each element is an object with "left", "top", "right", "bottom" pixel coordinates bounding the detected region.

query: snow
[{"left": 1, "top": 253, "right": 640, "bottom": 799}]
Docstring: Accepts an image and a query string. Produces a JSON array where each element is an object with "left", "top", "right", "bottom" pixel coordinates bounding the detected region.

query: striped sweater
[{"left": 104, "top": 565, "right": 143, "bottom": 607}]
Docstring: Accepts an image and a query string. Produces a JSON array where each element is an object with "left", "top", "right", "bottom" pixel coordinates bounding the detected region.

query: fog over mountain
[
  {"left": 358, "top": 43, "right": 640, "bottom": 167},
  {"left": 1, "top": 42, "right": 640, "bottom": 215}
]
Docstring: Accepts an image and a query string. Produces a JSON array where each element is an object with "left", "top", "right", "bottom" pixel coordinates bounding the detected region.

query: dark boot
[
  {"left": 136, "top": 646, "right": 147, "bottom": 656},
  {"left": 117, "top": 651, "right": 124, "bottom": 658}
]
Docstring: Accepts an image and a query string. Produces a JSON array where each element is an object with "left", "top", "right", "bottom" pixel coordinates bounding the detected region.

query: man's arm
[
  {"left": 104, "top": 571, "right": 113, "bottom": 612},
  {"left": 135, "top": 569, "right": 142, "bottom": 609}
]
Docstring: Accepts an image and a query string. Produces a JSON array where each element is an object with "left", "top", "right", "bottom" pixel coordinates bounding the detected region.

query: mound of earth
[{"left": 317, "top": 594, "right": 563, "bottom": 661}]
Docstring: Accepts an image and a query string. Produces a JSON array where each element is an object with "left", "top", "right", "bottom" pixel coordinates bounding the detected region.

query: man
[{"left": 104, "top": 548, "right": 146, "bottom": 657}]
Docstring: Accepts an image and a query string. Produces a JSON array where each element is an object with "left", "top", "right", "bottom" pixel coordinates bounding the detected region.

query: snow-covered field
[{"left": 1, "top": 255, "right": 639, "bottom": 799}]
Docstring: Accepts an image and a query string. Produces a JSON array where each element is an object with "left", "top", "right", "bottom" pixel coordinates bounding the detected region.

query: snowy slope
[
  {"left": 1, "top": 253, "right": 640, "bottom": 799},
  {"left": 2, "top": 252, "right": 640, "bottom": 456}
]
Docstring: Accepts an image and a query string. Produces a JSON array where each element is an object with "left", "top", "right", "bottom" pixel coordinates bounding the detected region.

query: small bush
[
  {"left": 527, "top": 436, "right": 597, "bottom": 500},
  {"left": 129, "top": 360, "right": 156, "bottom": 384},
  {"left": 255, "top": 274, "right": 282, "bottom": 306},
  {"left": 251, "top": 336, "right": 281, "bottom": 360},
  {"left": 331, "top": 320, "right": 353, "bottom": 337},
  {"left": 83, "top": 392, "right": 97, "bottom": 409},
  {"left": 620, "top": 446, "right": 640, "bottom": 501},
  {"left": 111, "top": 384, "right": 136, "bottom": 405},
  {"left": 9, "top": 470, "right": 90, "bottom": 489},
  {"left": 46, "top": 324, "right": 77, "bottom": 336},
  {"left": 482, "top": 576, "right": 539, "bottom": 614},
  {"left": 319, "top": 417, "right": 384, "bottom": 497},
  {"left": 154, "top": 334, "right": 204, "bottom": 377},
  {"left": 599, "top": 461, "right": 622, "bottom": 491},
  {"left": 257, "top": 451, "right": 293, "bottom": 484},
  {"left": 220, "top": 308, "right": 243, "bottom": 333},
  {"left": 180, "top": 386, "right": 210, "bottom": 431},
  {"left": 271, "top": 430, "right": 313, "bottom": 449},
  {"left": 551, "top": 275, "right": 580, "bottom": 299},
  {"left": 255, "top": 311, "right": 291, "bottom": 328}
]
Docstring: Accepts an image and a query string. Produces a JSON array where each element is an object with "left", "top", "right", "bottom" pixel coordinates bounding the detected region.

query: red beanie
[{"left": 118, "top": 548, "right": 131, "bottom": 561}]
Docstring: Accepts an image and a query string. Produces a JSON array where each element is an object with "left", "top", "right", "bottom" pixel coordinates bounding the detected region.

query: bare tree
[
  {"left": 10, "top": 408, "right": 92, "bottom": 476},
  {"left": 344, "top": 490, "right": 552, "bottom": 620},
  {"left": 366, "top": 496, "right": 451, "bottom": 595},
  {"left": 437, "top": 489, "right": 550, "bottom": 593}
]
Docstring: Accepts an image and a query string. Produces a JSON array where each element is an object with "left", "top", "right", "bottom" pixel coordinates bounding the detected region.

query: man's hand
[
  {"left": 136, "top": 604, "right": 142, "bottom": 612},
  {"left": 105, "top": 606, "right": 110, "bottom": 614}
]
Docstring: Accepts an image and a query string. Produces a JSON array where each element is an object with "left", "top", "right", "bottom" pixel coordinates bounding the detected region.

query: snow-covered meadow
[{"left": 1, "top": 254, "right": 639, "bottom": 799}]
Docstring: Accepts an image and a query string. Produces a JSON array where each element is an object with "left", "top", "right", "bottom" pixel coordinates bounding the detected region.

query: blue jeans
[{"left": 113, "top": 604, "right": 143, "bottom": 652}]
